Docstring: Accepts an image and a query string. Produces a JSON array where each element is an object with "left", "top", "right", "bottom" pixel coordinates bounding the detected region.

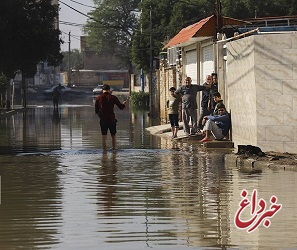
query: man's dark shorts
[
  {"left": 169, "top": 114, "right": 179, "bottom": 127},
  {"left": 100, "top": 120, "right": 117, "bottom": 135}
]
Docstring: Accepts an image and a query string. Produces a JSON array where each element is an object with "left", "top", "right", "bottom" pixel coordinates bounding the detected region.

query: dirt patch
[{"left": 237, "top": 151, "right": 297, "bottom": 166}]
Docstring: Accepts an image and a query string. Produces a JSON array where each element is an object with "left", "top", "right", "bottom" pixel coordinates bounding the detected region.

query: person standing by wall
[
  {"left": 198, "top": 75, "right": 212, "bottom": 132},
  {"left": 166, "top": 87, "right": 181, "bottom": 139},
  {"left": 175, "top": 76, "right": 209, "bottom": 136},
  {"left": 209, "top": 73, "right": 219, "bottom": 115},
  {"left": 95, "top": 84, "right": 128, "bottom": 152}
]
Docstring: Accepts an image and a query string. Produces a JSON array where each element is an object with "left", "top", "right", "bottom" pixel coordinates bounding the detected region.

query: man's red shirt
[{"left": 95, "top": 92, "right": 126, "bottom": 123}]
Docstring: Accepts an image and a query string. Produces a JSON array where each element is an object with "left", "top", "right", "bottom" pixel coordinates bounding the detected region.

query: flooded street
[{"left": 0, "top": 97, "right": 297, "bottom": 249}]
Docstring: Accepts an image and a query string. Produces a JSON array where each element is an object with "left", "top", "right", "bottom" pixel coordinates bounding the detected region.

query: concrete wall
[
  {"left": 226, "top": 33, "right": 297, "bottom": 153},
  {"left": 226, "top": 36, "right": 257, "bottom": 146}
]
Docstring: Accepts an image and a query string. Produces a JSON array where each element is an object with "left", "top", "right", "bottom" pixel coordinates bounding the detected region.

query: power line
[
  {"left": 61, "top": 30, "right": 80, "bottom": 40},
  {"left": 59, "top": 20, "right": 84, "bottom": 27},
  {"left": 68, "top": 0, "right": 95, "bottom": 9},
  {"left": 59, "top": 0, "right": 119, "bottom": 28},
  {"left": 59, "top": 0, "right": 100, "bottom": 23},
  {"left": 60, "top": 1, "right": 93, "bottom": 19}
]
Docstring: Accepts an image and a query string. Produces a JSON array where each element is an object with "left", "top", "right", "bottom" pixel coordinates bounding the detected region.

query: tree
[
  {"left": 131, "top": 0, "right": 213, "bottom": 72},
  {"left": 221, "top": 0, "right": 297, "bottom": 18},
  {"left": 0, "top": 73, "right": 9, "bottom": 108},
  {"left": 83, "top": 0, "right": 297, "bottom": 73},
  {"left": 85, "top": 0, "right": 141, "bottom": 71},
  {"left": 0, "top": 0, "right": 63, "bottom": 78},
  {"left": 60, "top": 49, "right": 83, "bottom": 72},
  {"left": 132, "top": 0, "right": 297, "bottom": 72}
]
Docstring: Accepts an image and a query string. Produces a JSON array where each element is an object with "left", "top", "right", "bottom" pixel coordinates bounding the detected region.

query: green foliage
[
  {"left": 82, "top": 0, "right": 297, "bottom": 74},
  {"left": 0, "top": 0, "right": 63, "bottom": 78},
  {"left": 0, "top": 73, "right": 8, "bottom": 94},
  {"left": 60, "top": 49, "right": 83, "bottom": 72},
  {"left": 130, "top": 91, "right": 149, "bottom": 108},
  {"left": 131, "top": 0, "right": 297, "bottom": 72},
  {"left": 221, "top": 0, "right": 297, "bottom": 18},
  {"left": 131, "top": 0, "right": 214, "bottom": 73},
  {"left": 0, "top": 73, "right": 8, "bottom": 108},
  {"left": 85, "top": 0, "right": 141, "bottom": 70}
]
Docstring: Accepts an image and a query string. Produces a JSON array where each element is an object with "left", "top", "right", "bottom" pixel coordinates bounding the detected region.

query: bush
[
  {"left": 130, "top": 91, "right": 149, "bottom": 108},
  {"left": 0, "top": 73, "right": 8, "bottom": 108}
]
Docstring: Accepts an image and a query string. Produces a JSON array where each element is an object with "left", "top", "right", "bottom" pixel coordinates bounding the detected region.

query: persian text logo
[{"left": 234, "top": 189, "right": 282, "bottom": 233}]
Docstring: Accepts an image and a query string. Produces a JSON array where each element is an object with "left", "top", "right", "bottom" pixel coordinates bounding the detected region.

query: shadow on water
[{"left": 0, "top": 98, "right": 297, "bottom": 249}]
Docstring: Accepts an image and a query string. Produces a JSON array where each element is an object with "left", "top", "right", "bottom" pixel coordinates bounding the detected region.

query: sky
[{"left": 59, "top": 0, "right": 95, "bottom": 51}]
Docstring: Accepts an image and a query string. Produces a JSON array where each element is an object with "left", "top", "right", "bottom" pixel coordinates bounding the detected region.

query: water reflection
[
  {"left": 99, "top": 153, "right": 119, "bottom": 215},
  {"left": 0, "top": 155, "right": 62, "bottom": 248},
  {"left": 0, "top": 100, "right": 297, "bottom": 249},
  {"left": 52, "top": 108, "right": 61, "bottom": 124}
]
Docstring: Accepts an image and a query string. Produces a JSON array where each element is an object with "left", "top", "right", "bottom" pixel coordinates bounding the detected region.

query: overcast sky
[{"left": 59, "top": 0, "right": 94, "bottom": 51}]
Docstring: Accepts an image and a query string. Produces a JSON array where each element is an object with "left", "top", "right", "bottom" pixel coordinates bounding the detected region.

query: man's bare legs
[
  {"left": 203, "top": 130, "right": 212, "bottom": 139},
  {"left": 171, "top": 127, "right": 174, "bottom": 137},
  {"left": 102, "top": 135, "right": 108, "bottom": 152},
  {"left": 200, "top": 119, "right": 224, "bottom": 142},
  {"left": 111, "top": 134, "right": 117, "bottom": 150},
  {"left": 174, "top": 127, "right": 178, "bottom": 138},
  {"left": 102, "top": 134, "right": 117, "bottom": 152},
  {"left": 170, "top": 127, "right": 179, "bottom": 138}
]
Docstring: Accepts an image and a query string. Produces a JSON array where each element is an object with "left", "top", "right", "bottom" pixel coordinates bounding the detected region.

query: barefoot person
[
  {"left": 200, "top": 103, "right": 231, "bottom": 142},
  {"left": 166, "top": 87, "right": 181, "bottom": 138},
  {"left": 95, "top": 84, "right": 128, "bottom": 151}
]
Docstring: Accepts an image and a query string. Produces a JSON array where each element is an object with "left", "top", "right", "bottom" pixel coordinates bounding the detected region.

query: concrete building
[{"left": 226, "top": 32, "right": 297, "bottom": 153}]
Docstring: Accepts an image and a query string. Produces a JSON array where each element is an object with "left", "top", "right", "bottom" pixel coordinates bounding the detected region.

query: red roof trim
[
  {"left": 164, "top": 16, "right": 213, "bottom": 48},
  {"left": 164, "top": 15, "right": 248, "bottom": 48}
]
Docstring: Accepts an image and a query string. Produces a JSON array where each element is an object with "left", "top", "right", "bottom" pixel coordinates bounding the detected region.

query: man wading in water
[{"left": 94, "top": 84, "right": 128, "bottom": 152}]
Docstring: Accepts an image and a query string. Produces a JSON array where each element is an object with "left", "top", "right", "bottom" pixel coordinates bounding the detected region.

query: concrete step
[
  {"left": 146, "top": 123, "right": 234, "bottom": 149},
  {"left": 203, "top": 140, "right": 234, "bottom": 148}
]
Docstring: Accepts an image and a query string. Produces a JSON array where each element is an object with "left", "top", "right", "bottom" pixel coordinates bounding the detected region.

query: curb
[
  {"left": 145, "top": 123, "right": 183, "bottom": 135},
  {"left": 146, "top": 124, "right": 234, "bottom": 148},
  {"left": 0, "top": 108, "right": 25, "bottom": 117}
]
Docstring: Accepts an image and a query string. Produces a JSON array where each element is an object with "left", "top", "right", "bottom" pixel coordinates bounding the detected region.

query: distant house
[
  {"left": 65, "top": 37, "right": 130, "bottom": 88},
  {"left": 160, "top": 15, "right": 297, "bottom": 153}
]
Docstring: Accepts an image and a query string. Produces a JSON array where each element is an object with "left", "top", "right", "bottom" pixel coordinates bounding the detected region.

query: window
[{"left": 167, "top": 47, "right": 181, "bottom": 66}]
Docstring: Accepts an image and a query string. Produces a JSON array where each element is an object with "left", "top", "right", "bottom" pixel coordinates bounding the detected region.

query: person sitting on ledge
[{"left": 200, "top": 103, "right": 231, "bottom": 142}]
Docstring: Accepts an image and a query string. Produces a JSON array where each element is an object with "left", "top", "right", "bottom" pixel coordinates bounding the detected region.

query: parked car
[
  {"left": 93, "top": 84, "right": 113, "bottom": 95},
  {"left": 43, "top": 85, "right": 72, "bottom": 96}
]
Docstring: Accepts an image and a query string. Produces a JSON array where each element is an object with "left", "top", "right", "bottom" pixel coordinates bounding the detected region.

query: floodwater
[{"left": 0, "top": 97, "right": 297, "bottom": 249}]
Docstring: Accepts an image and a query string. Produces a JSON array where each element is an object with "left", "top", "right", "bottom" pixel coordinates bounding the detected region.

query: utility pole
[
  {"left": 149, "top": 7, "right": 154, "bottom": 116},
  {"left": 140, "top": 1, "right": 144, "bottom": 92},
  {"left": 68, "top": 31, "right": 71, "bottom": 87},
  {"left": 216, "top": 0, "right": 223, "bottom": 35}
]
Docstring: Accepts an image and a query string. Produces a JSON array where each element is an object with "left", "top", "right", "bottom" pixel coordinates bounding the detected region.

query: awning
[{"left": 164, "top": 15, "right": 249, "bottom": 48}]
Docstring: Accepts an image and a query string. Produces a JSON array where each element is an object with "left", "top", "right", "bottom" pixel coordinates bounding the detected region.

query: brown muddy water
[{"left": 0, "top": 97, "right": 297, "bottom": 249}]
